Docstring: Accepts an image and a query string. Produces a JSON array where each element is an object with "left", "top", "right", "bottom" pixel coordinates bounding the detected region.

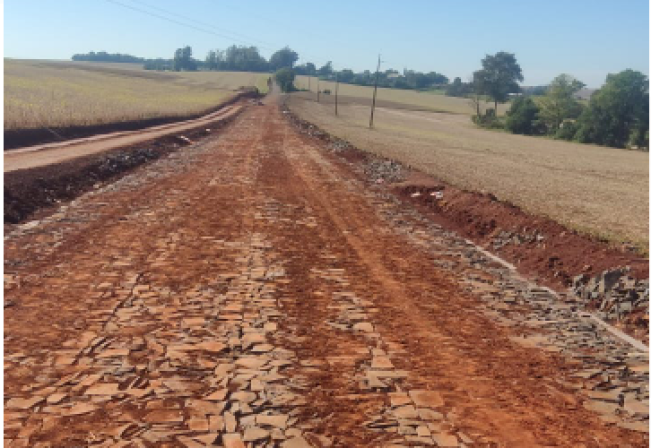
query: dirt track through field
[
  {"left": 4, "top": 104, "right": 242, "bottom": 172},
  {"left": 4, "top": 93, "right": 648, "bottom": 447}
]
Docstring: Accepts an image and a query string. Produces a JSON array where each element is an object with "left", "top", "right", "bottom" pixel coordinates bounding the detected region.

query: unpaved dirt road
[
  {"left": 4, "top": 104, "right": 241, "bottom": 172},
  {"left": 4, "top": 93, "right": 648, "bottom": 447}
]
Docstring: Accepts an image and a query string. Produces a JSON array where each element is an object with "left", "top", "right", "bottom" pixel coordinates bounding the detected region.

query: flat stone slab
[
  {"left": 353, "top": 322, "right": 374, "bottom": 333},
  {"left": 85, "top": 383, "right": 121, "bottom": 396},
  {"left": 431, "top": 433, "right": 459, "bottom": 447},
  {"left": 223, "top": 433, "right": 246, "bottom": 448},
  {"left": 144, "top": 409, "right": 184, "bottom": 424},
  {"left": 256, "top": 414, "right": 289, "bottom": 429},
  {"left": 409, "top": 390, "right": 444, "bottom": 408},
  {"left": 243, "top": 427, "right": 270, "bottom": 442}
]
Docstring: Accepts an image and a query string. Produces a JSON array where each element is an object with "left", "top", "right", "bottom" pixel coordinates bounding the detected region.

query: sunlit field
[
  {"left": 4, "top": 59, "right": 269, "bottom": 130},
  {"left": 295, "top": 75, "right": 507, "bottom": 115}
]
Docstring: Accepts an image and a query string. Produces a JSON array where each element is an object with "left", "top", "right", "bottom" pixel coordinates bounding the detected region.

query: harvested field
[
  {"left": 4, "top": 59, "right": 269, "bottom": 131},
  {"left": 287, "top": 95, "right": 650, "bottom": 250},
  {"left": 295, "top": 76, "right": 505, "bottom": 115}
]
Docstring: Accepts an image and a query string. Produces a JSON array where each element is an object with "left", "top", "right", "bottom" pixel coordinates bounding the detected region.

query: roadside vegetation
[
  {"left": 461, "top": 53, "right": 649, "bottom": 150},
  {"left": 274, "top": 68, "right": 296, "bottom": 93}
]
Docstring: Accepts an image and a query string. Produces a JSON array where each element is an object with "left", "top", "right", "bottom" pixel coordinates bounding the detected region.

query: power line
[
  {"left": 106, "top": 0, "right": 329, "bottom": 66},
  {"left": 104, "top": 0, "right": 272, "bottom": 49},
  {"left": 129, "top": 0, "right": 275, "bottom": 50},
  {"left": 105, "top": 0, "right": 342, "bottom": 82}
]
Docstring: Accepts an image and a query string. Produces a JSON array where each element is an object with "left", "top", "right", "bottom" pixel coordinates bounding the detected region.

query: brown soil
[
  {"left": 4, "top": 106, "right": 242, "bottom": 224},
  {"left": 393, "top": 172, "right": 649, "bottom": 284},
  {"left": 4, "top": 93, "right": 647, "bottom": 447},
  {"left": 283, "top": 105, "right": 649, "bottom": 341}
]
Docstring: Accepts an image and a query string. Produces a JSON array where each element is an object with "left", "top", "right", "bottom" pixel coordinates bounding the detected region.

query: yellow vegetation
[{"left": 4, "top": 60, "right": 269, "bottom": 130}]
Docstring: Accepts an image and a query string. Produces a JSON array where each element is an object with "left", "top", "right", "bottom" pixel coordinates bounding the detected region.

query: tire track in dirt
[{"left": 4, "top": 96, "right": 647, "bottom": 447}]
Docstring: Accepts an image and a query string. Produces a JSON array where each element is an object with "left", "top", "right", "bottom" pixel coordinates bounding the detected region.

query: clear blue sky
[{"left": 4, "top": 0, "right": 649, "bottom": 87}]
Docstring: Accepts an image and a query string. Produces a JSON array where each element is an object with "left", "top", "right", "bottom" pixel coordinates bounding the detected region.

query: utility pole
[
  {"left": 317, "top": 78, "right": 320, "bottom": 102},
  {"left": 308, "top": 75, "right": 311, "bottom": 96},
  {"left": 335, "top": 72, "right": 339, "bottom": 116},
  {"left": 369, "top": 54, "right": 381, "bottom": 128}
]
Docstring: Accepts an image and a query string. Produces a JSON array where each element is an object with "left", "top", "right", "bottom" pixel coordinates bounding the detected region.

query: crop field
[
  {"left": 4, "top": 59, "right": 270, "bottom": 130},
  {"left": 288, "top": 95, "right": 649, "bottom": 249},
  {"left": 295, "top": 75, "right": 506, "bottom": 115}
]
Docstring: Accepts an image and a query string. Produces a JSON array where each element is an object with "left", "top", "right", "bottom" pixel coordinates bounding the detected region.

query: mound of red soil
[{"left": 394, "top": 172, "right": 648, "bottom": 288}]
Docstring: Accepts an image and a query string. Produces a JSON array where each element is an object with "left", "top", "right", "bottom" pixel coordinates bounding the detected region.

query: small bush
[
  {"left": 555, "top": 121, "right": 578, "bottom": 141},
  {"left": 274, "top": 68, "right": 296, "bottom": 93},
  {"left": 505, "top": 97, "right": 543, "bottom": 135},
  {"left": 473, "top": 109, "right": 504, "bottom": 129}
]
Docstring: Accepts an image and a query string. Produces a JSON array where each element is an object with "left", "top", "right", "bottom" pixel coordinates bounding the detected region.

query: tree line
[
  {"left": 72, "top": 52, "right": 145, "bottom": 63},
  {"left": 71, "top": 47, "right": 448, "bottom": 91},
  {"left": 71, "top": 47, "right": 648, "bottom": 149},
  {"left": 458, "top": 51, "right": 648, "bottom": 149}
]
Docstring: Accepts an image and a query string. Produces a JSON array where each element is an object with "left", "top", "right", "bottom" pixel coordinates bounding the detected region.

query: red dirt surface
[
  {"left": 394, "top": 171, "right": 649, "bottom": 287},
  {"left": 4, "top": 93, "right": 648, "bottom": 447},
  {"left": 282, "top": 106, "right": 649, "bottom": 340}
]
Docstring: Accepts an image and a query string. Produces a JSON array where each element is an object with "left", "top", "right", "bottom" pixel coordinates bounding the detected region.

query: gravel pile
[
  {"left": 363, "top": 159, "right": 406, "bottom": 183},
  {"left": 573, "top": 268, "right": 649, "bottom": 323}
]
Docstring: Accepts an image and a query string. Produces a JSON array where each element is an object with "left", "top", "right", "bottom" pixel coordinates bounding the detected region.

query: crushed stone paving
[{"left": 4, "top": 97, "right": 648, "bottom": 447}]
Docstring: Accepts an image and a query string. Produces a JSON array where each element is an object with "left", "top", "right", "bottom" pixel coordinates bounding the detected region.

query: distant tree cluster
[
  {"left": 205, "top": 45, "right": 270, "bottom": 72},
  {"left": 310, "top": 66, "right": 448, "bottom": 90},
  {"left": 454, "top": 51, "right": 648, "bottom": 149},
  {"left": 501, "top": 69, "right": 648, "bottom": 149},
  {"left": 445, "top": 77, "right": 473, "bottom": 97},
  {"left": 72, "top": 51, "right": 144, "bottom": 63},
  {"left": 143, "top": 58, "right": 173, "bottom": 71},
  {"left": 173, "top": 46, "right": 197, "bottom": 71}
]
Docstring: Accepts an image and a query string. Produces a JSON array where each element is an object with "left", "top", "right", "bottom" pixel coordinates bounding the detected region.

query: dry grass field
[
  {"left": 288, "top": 95, "right": 649, "bottom": 249},
  {"left": 295, "top": 75, "right": 506, "bottom": 115},
  {"left": 4, "top": 59, "right": 270, "bottom": 130}
]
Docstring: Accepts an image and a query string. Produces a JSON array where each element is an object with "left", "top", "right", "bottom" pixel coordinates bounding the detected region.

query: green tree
[
  {"left": 269, "top": 46, "right": 299, "bottom": 71},
  {"left": 574, "top": 69, "right": 649, "bottom": 148},
  {"left": 473, "top": 52, "right": 523, "bottom": 113},
  {"left": 205, "top": 50, "right": 220, "bottom": 70},
  {"left": 318, "top": 61, "right": 333, "bottom": 78},
  {"left": 173, "top": 46, "right": 196, "bottom": 71},
  {"left": 305, "top": 62, "right": 316, "bottom": 76},
  {"left": 446, "top": 77, "right": 472, "bottom": 97},
  {"left": 538, "top": 74, "right": 585, "bottom": 133},
  {"left": 275, "top": 68, "right": 296, "bottom": 93},
  {"left": 505, "top": 97, "right": 542, "bottom": 135},
  {"left": 222, "top": 45, "right": 268, "bottom": 72},
  {"left": 338, "top": 69, "right": 355, "bottom": 83}
]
